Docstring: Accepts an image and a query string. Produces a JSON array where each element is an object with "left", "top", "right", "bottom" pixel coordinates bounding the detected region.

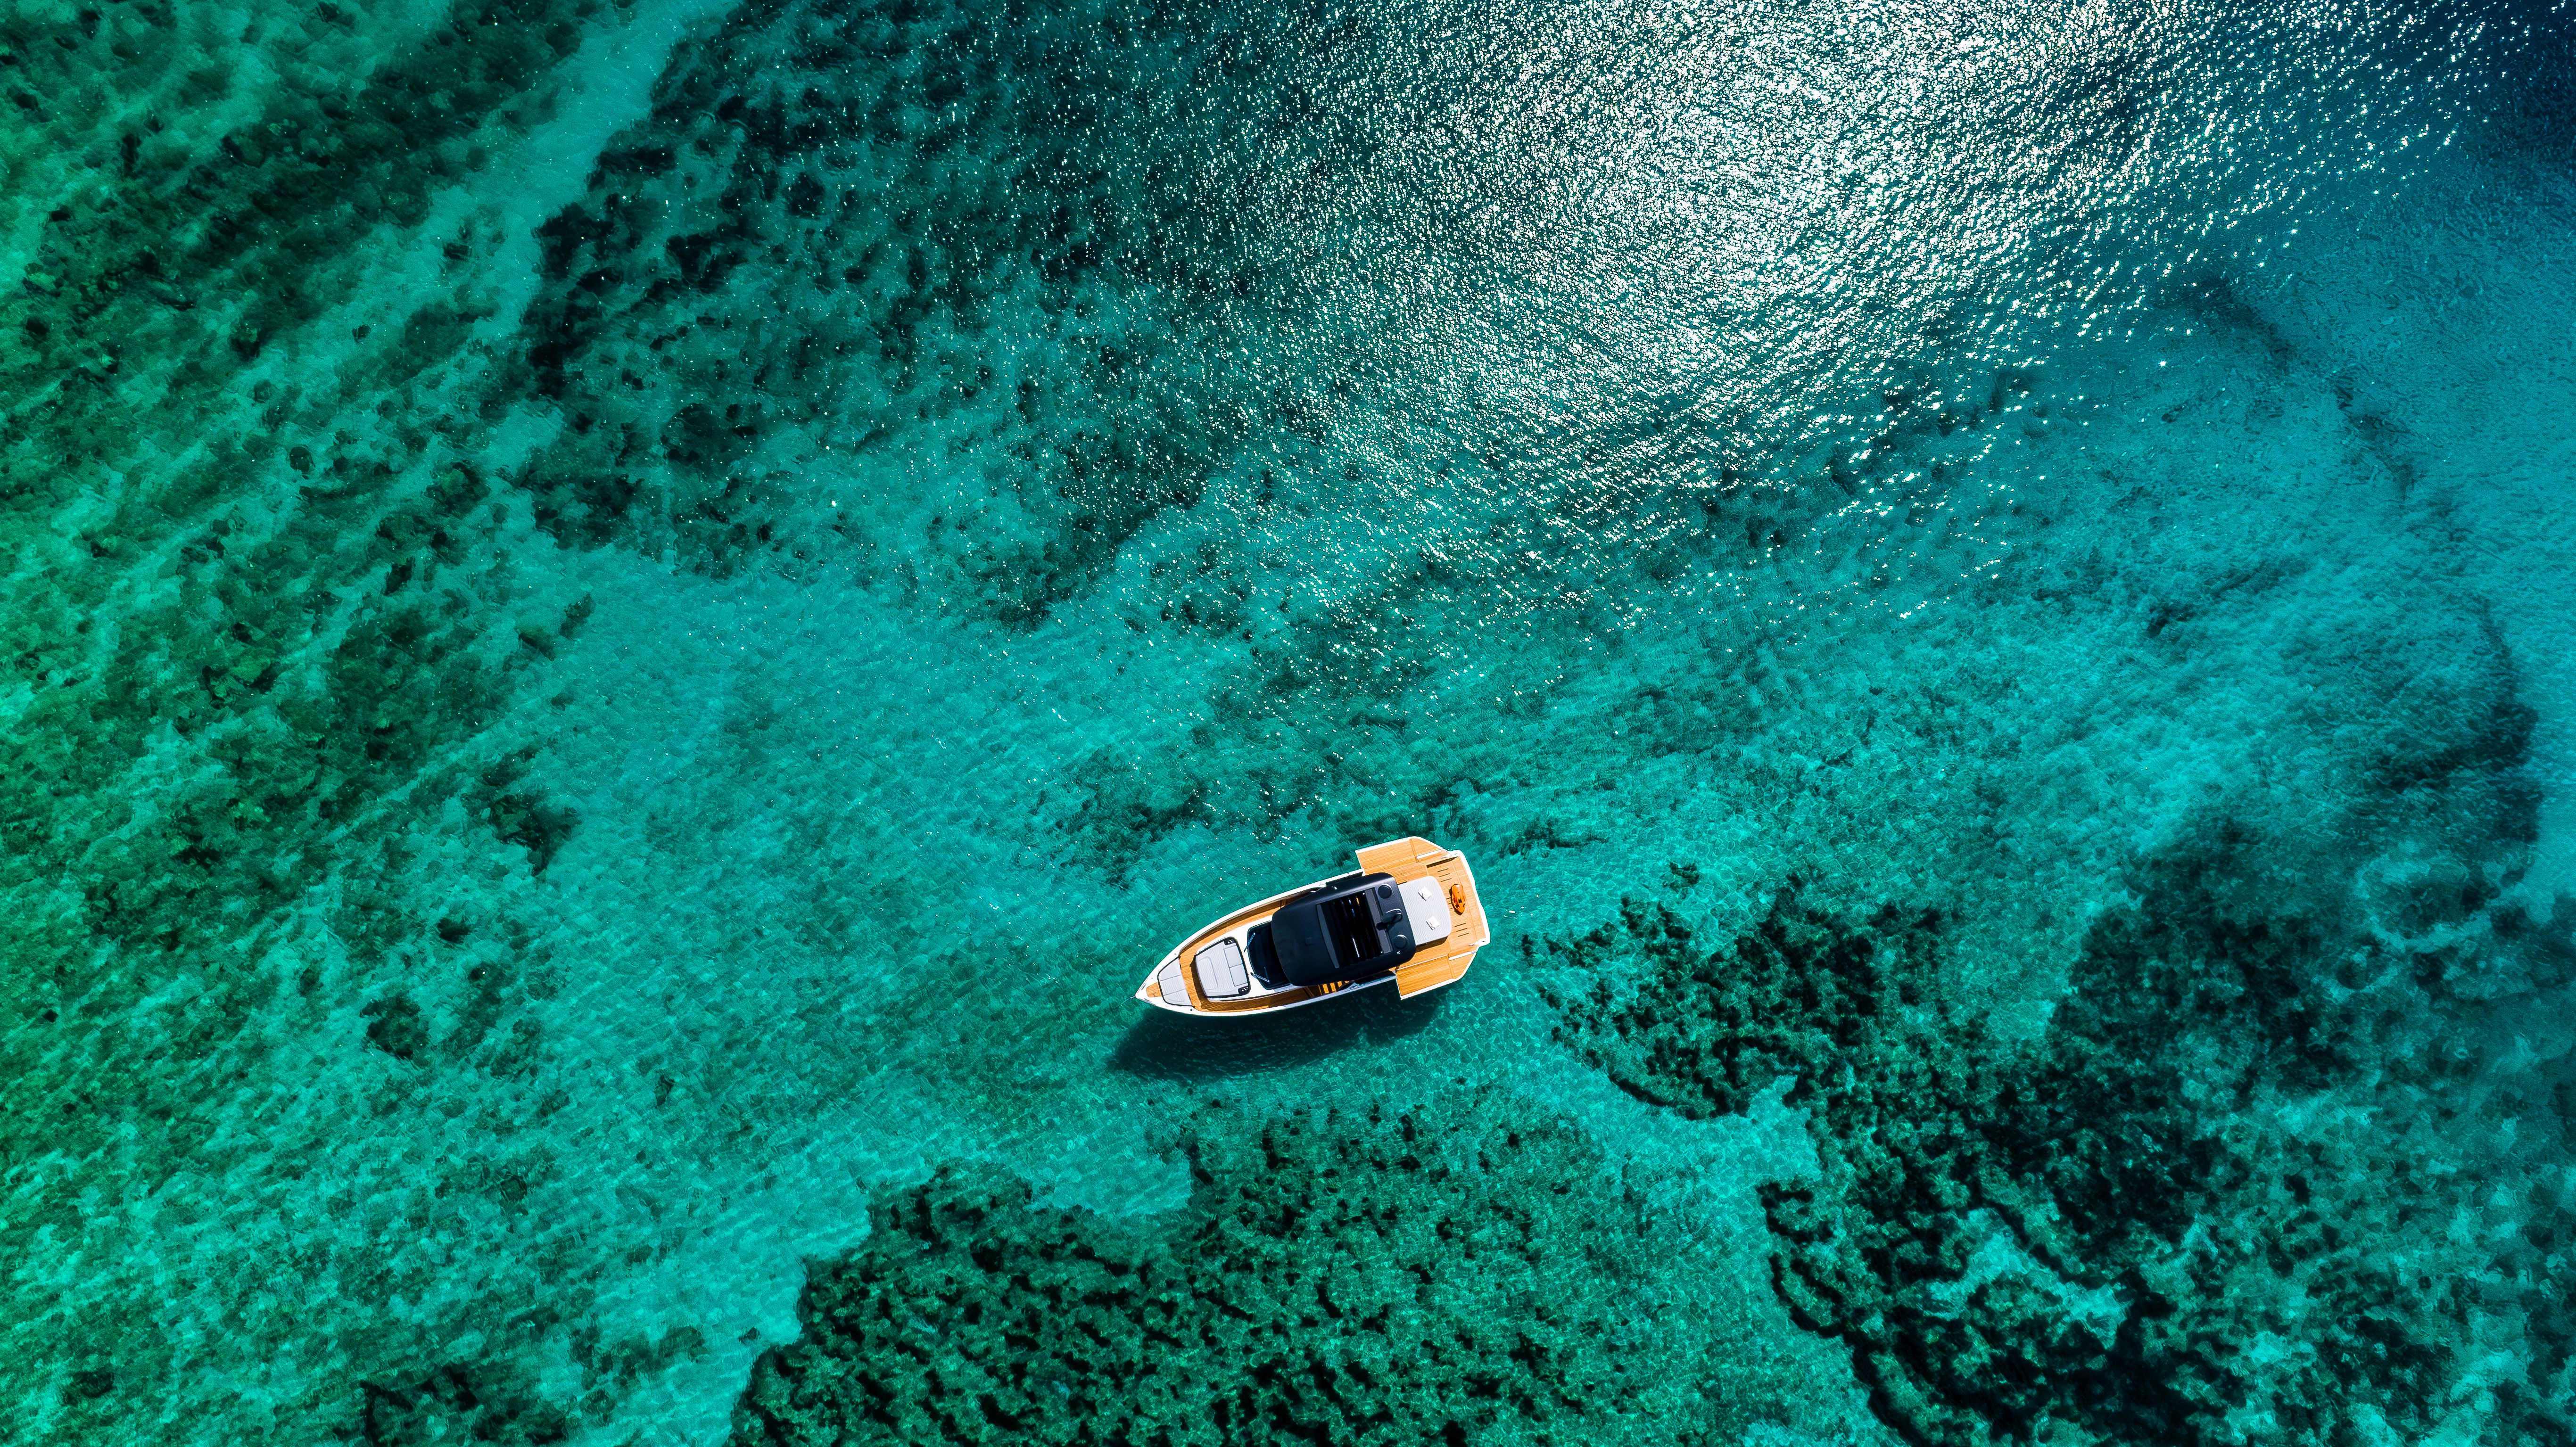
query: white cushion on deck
[
  {"left": 1193, "top": 938, "right": 1252, "bottom": 997},
  {"left": 1400, "top": 877, "right": 1454, "bottom": 944}
]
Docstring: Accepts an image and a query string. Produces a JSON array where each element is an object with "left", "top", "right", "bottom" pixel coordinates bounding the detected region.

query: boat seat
[
  {"left": 1193, "top": 937, "right": 1252, "bottom": 998},
  {"left": 1399, "top": 877, "right": 1453, "bottom": 944}
]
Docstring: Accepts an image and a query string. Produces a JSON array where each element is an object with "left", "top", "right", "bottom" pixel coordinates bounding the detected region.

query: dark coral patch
[
  {"left": 510, "top": 0, "right": 1339, "bottom": 616},
  {"left": 361, "top": 1361, "right": 571, "bottom": 1446},
  {"left": 733, "top": 1098, "right": 1766, "bottom": 1447},
  {"left": 362, "top": 993, "right": 429, "bottom": 1063},
  {"left": 1543, "top": 853, "right": 2576, "bottom": 1447}
]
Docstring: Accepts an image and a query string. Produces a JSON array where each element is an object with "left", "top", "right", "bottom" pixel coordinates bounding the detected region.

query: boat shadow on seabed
[{"left": 1107, "top": 979, "right": 1452, "bottom": 1081}]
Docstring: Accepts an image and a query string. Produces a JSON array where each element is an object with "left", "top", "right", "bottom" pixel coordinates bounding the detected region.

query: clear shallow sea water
[{"left": 7, "top": 0, "right": 2576, "bottom": 1442}]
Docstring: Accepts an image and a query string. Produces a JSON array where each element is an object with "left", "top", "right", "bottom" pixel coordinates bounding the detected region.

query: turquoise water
[{"left": 8, "top": 0, "right": 2576, "bottom": 1441}]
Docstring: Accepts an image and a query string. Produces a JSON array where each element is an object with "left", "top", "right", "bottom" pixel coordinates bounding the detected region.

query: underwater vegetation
[
  {"left": 514, "top": 0, "right": 1323, "bottom": 612},
  {"left": 1545, "top": 807, "right": 2576, "bottom": 1445},
  {"left": 0, "top": 0, "right": 620, "bottom": 1436},
  {"left": 733, "top": 1097, "right": 1781, "bottom": 1447}
]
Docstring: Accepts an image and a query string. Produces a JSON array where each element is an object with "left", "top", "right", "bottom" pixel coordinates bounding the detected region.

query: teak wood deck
[{"left": 1139, "top": 836, "right": 1491, "bottom": 1016}]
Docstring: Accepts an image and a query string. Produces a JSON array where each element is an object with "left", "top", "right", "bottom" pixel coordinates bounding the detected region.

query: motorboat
[{"left": 1134, "top": 836, "right": 1489, "bottom": 1016}]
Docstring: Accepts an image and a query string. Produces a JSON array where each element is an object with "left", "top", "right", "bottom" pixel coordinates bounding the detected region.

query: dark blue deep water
[{"left": 8, "top": 0, "right": 2576, "bottom": 1441}]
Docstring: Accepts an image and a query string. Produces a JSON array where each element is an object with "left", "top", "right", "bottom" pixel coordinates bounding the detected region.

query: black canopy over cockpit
[{"left": 1249, "top": 871, "right": 1419, "bottom": 988}]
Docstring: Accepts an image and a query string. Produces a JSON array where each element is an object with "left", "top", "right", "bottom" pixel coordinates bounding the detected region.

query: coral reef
[
  {"left": 734, "top": 1096, "right": 1790, "bottom": 1447},
  {"left": 514, "top": 0, "right": 1344, "bottom": 615},
  {"left": 0, "top": 1, "right": 666, "bottom": 1437},
  {"left": 1544, "top": 835, "right": 2576, "bottom": 1446}
]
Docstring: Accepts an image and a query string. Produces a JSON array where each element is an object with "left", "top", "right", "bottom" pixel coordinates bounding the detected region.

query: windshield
[{"left": 1268, "top": 874, "right": 1416, "bottom": 986}]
